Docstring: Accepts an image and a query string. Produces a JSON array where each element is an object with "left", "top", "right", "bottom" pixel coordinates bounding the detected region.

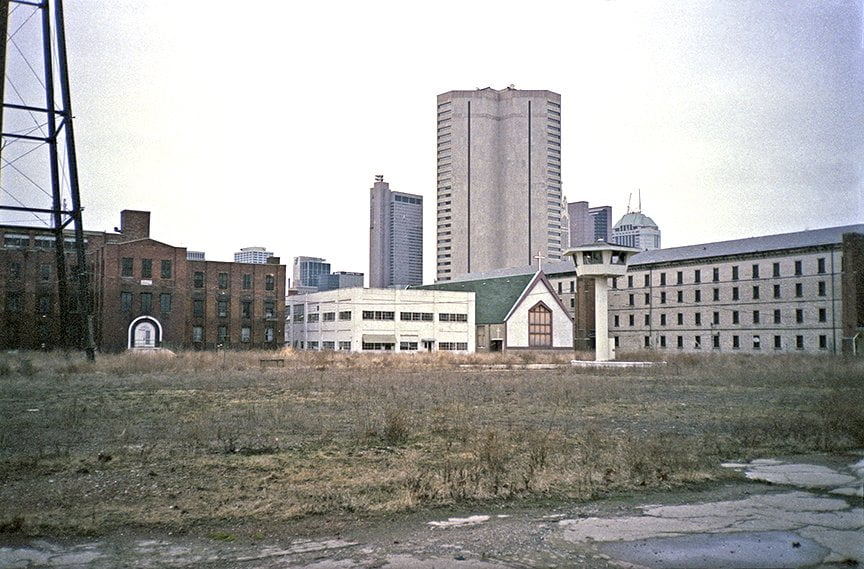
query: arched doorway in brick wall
[{"left": 128, "top": 316, "right": 162, "bottom": 349}]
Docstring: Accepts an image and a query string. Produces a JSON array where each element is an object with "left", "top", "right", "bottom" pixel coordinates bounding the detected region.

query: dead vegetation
[{"left": 0, "top": 349, "right": 861, "bottom": 537}]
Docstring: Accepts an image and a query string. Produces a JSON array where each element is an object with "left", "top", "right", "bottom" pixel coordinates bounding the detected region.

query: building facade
[
  {"left": 436, "top": 87, "right": 563, "bottom": 281},
  {"left": 292, "top": 256, "right": 330, "bottom": 289},
  {"left": 285, "top": 288, "right": 475, "bottom": 352},
  {"left": 608, "top": 225, "right": 864, "bottom": 355},
  {"left": 369, "top": 175, "right": 423, "bottom": 288},
  {"left": 611, "top": 211, "right": 661, "bottom": 251},
  {"left": 234, "top": 247, "right": 274, "bottom": 264},
  {"left": 1, "top": 210, "right": 286, "bottom": 352},
  {"left": 568, "top": 202, "right": 612, "bottom": 246},
  {"left": 317, "top": 271, "right": 364, "bottom": 292}
]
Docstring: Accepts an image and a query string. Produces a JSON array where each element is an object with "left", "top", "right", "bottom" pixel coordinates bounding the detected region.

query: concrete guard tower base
[{"left": 565, "top": 242, "right": 641, "bottom": 362}]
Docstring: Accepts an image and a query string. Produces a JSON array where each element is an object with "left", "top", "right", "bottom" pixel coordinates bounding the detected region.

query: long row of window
[
  {"left": 289, "top": 310, "right": 467, "bottom": 323},
  {"left": 192, "top": 270, "right": 276, "bottom": 291},
  {"left": 625, "top": 257, "right": 830, "bottom": 288},
  {"left": 615, "top": 307, "right": 829, "bottom": 328},
  {"left": 122, "top": 258, "right": 173, "bottom": 279},
  {"left": 626, "top": 281, "right": 828, "bottom": 306},
  {"left": 625, "top": 333, "right": 830, "bottom": 351},
  {"left": 192, "top": 324, "right": 276, "bottom": 344}
]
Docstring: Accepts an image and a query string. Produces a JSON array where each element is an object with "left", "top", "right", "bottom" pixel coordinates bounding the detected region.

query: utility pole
[{"left": 1, "top": 0, "right": 95, "bottom": 360}]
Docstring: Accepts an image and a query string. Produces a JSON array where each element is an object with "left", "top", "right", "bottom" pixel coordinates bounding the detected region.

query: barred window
[
  {"left": 528, "top": 302, "right": 553, "bottom": 347},
  {"left": 439, "top": 313, "right": 468, "bottom": 322}
]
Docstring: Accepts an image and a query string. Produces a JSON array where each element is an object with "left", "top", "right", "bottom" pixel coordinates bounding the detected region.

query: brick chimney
[{"left": 119, "top": 210, "right": 150, "bottom": 241}]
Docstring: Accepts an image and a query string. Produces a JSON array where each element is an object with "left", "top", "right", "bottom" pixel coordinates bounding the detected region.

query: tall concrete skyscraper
[
  {"left": 436, "top": 87, "right": 563, "bottom": 281},
  {"left": 369, "top": 175, "right": 423, "bottom": 288},
  {"left": 568, "top": 202, "right": 612, "bottom": 246}
]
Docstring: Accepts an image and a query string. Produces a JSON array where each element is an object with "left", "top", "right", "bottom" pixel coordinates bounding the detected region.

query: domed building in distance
[{"left": 611, "top": 210, "right": 661, "bottom": 251}]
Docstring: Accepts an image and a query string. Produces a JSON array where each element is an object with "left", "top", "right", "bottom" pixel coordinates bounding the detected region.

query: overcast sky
[{"left": 3, "top": 1, "right": 863, "bottom": 284}]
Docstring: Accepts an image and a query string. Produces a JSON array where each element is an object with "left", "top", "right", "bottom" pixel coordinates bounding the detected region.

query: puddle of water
[
  {"left": 428, "top": 515, "right": 490, "bottom": 528},
  {"left": 600, "top": 530, "right": 828, "bottom": 569}
]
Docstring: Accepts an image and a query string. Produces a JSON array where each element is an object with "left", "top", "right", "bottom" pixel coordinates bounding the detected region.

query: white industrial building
[{"left": 285, "top": 288, "right": 475, "bottom": 352}]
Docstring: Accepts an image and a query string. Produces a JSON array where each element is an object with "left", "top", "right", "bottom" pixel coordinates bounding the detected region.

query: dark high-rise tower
[{"left": 369, "top": 175, "right": 423, "bottom": 288}]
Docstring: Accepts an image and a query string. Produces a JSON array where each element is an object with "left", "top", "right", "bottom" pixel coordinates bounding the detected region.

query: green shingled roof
[{"left": 414, "top": 273, "right": 534, "bottom": 324}]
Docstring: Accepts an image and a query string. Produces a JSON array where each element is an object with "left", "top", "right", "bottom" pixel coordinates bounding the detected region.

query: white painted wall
[{"left": 505, "top": 280, "right": 573, "bottom": 348}]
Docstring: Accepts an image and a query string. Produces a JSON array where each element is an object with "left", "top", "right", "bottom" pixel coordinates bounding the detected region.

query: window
[
  {"left": 660, "top": 336, "right": 667, "bottom": 348},
  {"left": 140, "top": 292, "right": 152, "bottom": 313},
  {"left": 753, "top": 310, "right": 760, "bottom": 324},
  {"left": 677, "top": 335, "right": 684, "bottom": 349},
  {"left": 8, "top": 261, "right": 21, "bottom": 279},
  {"left": 402, "top": 312, "right": 434, "bottom": 321},
  {"left": 120, "top": 291, "right": 132, "bottom": 312},
  {"left": 817, "top": 257, "right": 826, "bottom": 274},
  {"left": 265, "top": 274, "right": 275, "bottom": 291},
  {"left": 794, "top": 260, "right": 802, "bottom": 276},
  {"left": 628, "top": 275, "right": 634, "bottom": 288},
  {"left": 264, "top": 326, "right": 274, "bottom": 342},
  {"left": 773, "top": 309, "right": 781, "bottom": 324},
  {"left": 660, "top": 273, "right": 667, "bottom": 286},
  {"left": 557, "top": 282, "right": 562, "bottom": 294},
  {"left": 40, "top": 263, "right": 51, "bottom": 281},
  {"left": 644, "top": 314, "right": 651, "bottom": 326},
  {"left": 192, "top": 326, "right": 203, "bottom": 343},
  {"left": 752, "top": 264, "right": 760, "bottom": 279},
  {"left": 339, "top": 310, "right": 351, "bottom": 321},
  {"left": 363, "top": 341, "right": 395, "bottom": 351},
  {"left": 753, "top": 335, "right": 761, "bottom": 350},
  {"left": 323, "top": 312, "right": 335, "bottom": 322},
  {"left": 160, "top": 260, "right": 172, "bottom": 279},
  {"left": 796, "top": 335, "right": 804, "bottom": 350},
  {"left": 160, "top": 293, "right": 171, "bottom": 313},
  {"left": 732, "top": 335, "right": 740, "bottom": 349},
  {"left": 819, "top": 335, "right": 827, "bottom": 350},
  {"left": 34, "top": 294, "right": 50, "bottom": 314},
  {"left": 242, "top": 301, "right": 252, "bottom": 319},
  {"left": 400, "top": 341, "right": 418, "bottom": 351},
  {"left": 818, "top": 308, "right": 827, "bottom": 323},
  {"left": 694, "top": 269, "right": 701, "bottom": 283},
  {"left": 694, "top": 290, "right": 701, "bottom": 303},
  {"left": 795, "top": 283, "right": 803, "bottom": 298},
  {"left": 732, "top": 266, "right": 739, "bottom": 280},
  {"left": 644, "top": 336, "right": 651, "bottom": 348},
  {"left": 732, "top": 287, "right": 739, "bottom": 301},
  {"left": 338, "top": 341, "right": 351, "bottom": 350},
  {"left": 3, "top": 234, "right": 29, "bottom": 248},
  {"left": 218, "top": 272, "right": 229, "bottom": 289},
  {"left": 676, "top": 271, "right": 683, "bottom": 285},
  {"left": 644, "top": 293, "right": 650, "bottom": 305},
  {"left": 713, "top": 335, "right": 720, "bottom": 349},
  {"left": 628, "top": 293, "right": 635, "bottom": 306},
  {"left": 264, "top": 301, "right": 275, "bottom": 319},
  {"left": 732, "top": 310, "right": 739, "bottom": 324},
  {"left": 752, "top": 286, "right": 760, "bottom": 300},
  {"left": 528, "top": 303, "right": 553, "bottom": 347},
  {"left": 660, "top": 291, "right": 667, "bottom": 304},
  {"left": 694, "top": 313, "right": 702, "bottom": 326},
  {"left": 694, "top": 335, "right": 702, "bottom": 349},
  {"left": 713, "top": 288, "right": 720, "bottom": 301},
  {"left": 772, "top": 262, "right": 780, "bottom": 278},
  {"left": 614, "top": 315, "right": 620, "bottom": 328},
  {"left": 141, "top": 258, "right": 152, "bottom": 279},
  {"left": 773, "top": 284, "right": 781, "bottom": 299},
  {"left": 439, "top": 313, "right": 467, "bottom": 322},
  {"left": 218, "top": 326, "right": 229, "bottom": 344},
  {"left": 795, "top": 309, "right": 804, "bottom": 324},
  {"left": 322, "top": 341, "right": 336, "bottom": 350},
  {"left": 774, "top": 335, "right": 782, "bottom": 350},
  {"left": 439, "top": 342, "right": 468, "bottom": 351},
  {"left": 362, "top": 310, "right": 394, "bottom": 320},
  {"left": 817, "top": 281, "right": 826, "bottom": 297},
  {"left": 660, "top": 313, "right": 667, "bottom": 326},
  {"left": 122, "top": 257, "right": 134, "bottom": 277},
  {"left": 241, "top": 326, "right": 251, "bottom": 343},
  {"left": 194, "top": 271, "right": 204, "bottom": 288},
  {"left": 308, "top": 313, "right": 319, "bottom": 323},
  {"left": 644, "top": 274, "right": 650, "bottom": 287},
  {"left": 712, "top": 311, "right": 720, "bottom": 325},
  {"left": 243, "top": 274, "right": 252, "bottom": 290},
  {"left": 193, "top": 299, "right": 204, "bottom": 317},
  {"left": 677, "top": 313, "right": 683, "bottom": 325},
  {"left": 712, "top": 268, "right": 719, "bottom": 282},
  {"left": 570, "top": 281, "right": 575, "bottom": 293},
  {"left": 629, "top": 314, "right": 635, "bottom": 327},
  {"left": 217, "top": 300, "right": 228, "bottom": 318}
]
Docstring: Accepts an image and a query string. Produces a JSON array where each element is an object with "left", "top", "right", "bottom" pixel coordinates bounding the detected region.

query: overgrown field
[{"left": 1, "top": 350, "right": 862, "bottom": 537}]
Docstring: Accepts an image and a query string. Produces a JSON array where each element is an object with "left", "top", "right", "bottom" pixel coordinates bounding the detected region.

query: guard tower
[{"left": 565, "top": 243, "right": 640, "bottom": 361}]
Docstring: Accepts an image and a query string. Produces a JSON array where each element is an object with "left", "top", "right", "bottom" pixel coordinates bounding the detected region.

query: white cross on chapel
[{"left": 534, "top": 250, "right": 546, "bottom": 271}]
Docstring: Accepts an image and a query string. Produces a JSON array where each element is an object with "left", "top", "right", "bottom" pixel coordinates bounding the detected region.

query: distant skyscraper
[
  {"left": 317, "top": 271, "right": 365, "bottom": 292},
  {"left": 611, "top": 211, "right": 661, "bottom": 251},
  {"left": 293, "top": 256, "right": 331, "bottom": 288},
  {"left": 369, "top": 175, "right": 423, "bottom": 288},
  {"left": 234, "top": 246, "right": 273, "bottom": 264},
  {"left": 436, "top": 87, "right": 563, "bottom": 281},
  {"left": 568, "top": 202, "right": 612, "bottom": 246}
]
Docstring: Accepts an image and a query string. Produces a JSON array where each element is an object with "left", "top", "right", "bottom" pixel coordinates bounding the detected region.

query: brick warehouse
[{"left": 1, "top": 210, "right": 285, "bottom": 352}]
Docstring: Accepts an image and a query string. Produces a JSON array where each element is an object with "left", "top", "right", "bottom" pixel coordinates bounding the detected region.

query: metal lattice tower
[{"left": 1, "top": 0, "right": 94, "bottom": 359}]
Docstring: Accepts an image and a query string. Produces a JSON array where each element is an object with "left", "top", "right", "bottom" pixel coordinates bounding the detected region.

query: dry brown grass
[{"left": 0, "top": 349, "right": 861, "bottom": 537}]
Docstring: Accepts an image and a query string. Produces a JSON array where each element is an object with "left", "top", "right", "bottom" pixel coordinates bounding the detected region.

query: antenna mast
[{"left": 1, "top": 0, "right": 95, "bottom": 359}]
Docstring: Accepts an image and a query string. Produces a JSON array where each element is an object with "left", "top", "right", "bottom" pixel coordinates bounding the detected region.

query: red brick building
[{"left": 1, "top": 210, "right": 285, "bottom": 352}]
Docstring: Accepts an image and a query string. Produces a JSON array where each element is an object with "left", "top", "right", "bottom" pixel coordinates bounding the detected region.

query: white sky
[{"left": 3, "top": 1, "right": 863, "bottom": 284}]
